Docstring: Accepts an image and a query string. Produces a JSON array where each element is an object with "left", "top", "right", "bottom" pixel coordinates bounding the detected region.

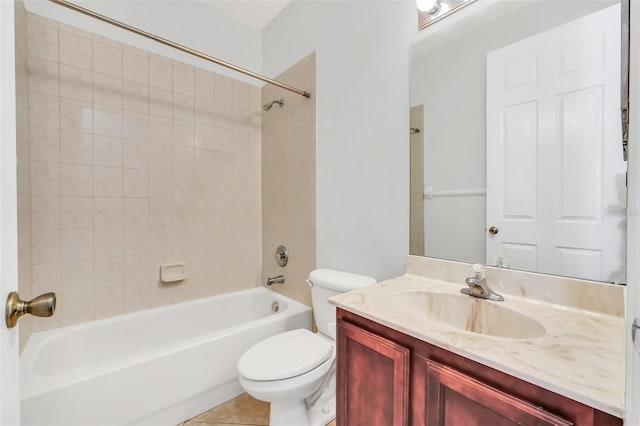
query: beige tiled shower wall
[
  {"left": 15, "top": 0, "right": 33, "bottom": 350},
  {"left": 262, "top": 53, "right": 316, "bottom": 307},
  {"left": 24, "top": 13, "right": 262, "bottom": 333}
]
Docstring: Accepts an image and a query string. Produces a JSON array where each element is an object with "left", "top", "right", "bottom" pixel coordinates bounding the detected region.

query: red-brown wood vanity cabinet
[{"left": 336, "top": 308, "right": 623, "bottom": 426}]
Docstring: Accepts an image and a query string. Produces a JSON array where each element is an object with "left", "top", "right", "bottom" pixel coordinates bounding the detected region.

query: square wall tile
[
  {"left": 123, "top": 141, "right": 149, "bottom": 170},
  {"left": 60, "top": 259, "right": 94, "bottom": 292},
  {"left": 148, "top": 170, "right": 173, "bottom": 198},
  {"left": 60, "top": 290, "right": 95, "bottom": 325},
  {"left": 173, "top": 120, "right": 194, "bottom": 147},
  {"left": 28, "top": 56, "right": 59, "bottom": 96},
  {"left": 148, "top": 199, "right": 172, "bottom": 226},
  {"left": 123, "top": 169, "right": 148, "bottom": 198},
  {"left": 123, "top": 254, "right": 149, "bottom": 284},
  {"left": 233, "top": 82, "right": 249, "bottom": 110},
  {"left": 93, "top": 40, "right": 122, "bottom": 78},
  {"left": 28, "top": 21, "right": 58, "bottom": 62},
  {"left": 59, "top": 23, "right": 91, "bottom": 39},
  {"left": 60, "top": 163, "right": 92, "bottom": 196},
  {"left": 32, "top": 229, "right": 60, "bottom": 264},
  {"left": 148, "top": 143, "right": 173, "bottom": 172},
  {"left": 94, "top": 166, "right": 122, "bottom": 197},
  {"left": 123, "top": 50, "right": 148, "bottom": 85},
  {"left": 60, "top": 64, "right": 92, "bottom": 103},
  {"left": 94, "top": 257, "right": 124, "bottom": 288},
  {"left": 93, "top": 105, "right": 123, "bottom": 138},
  {"left": 195, "top": 99, "right": 214, "bottom": 126},
  {"left": 95, "top": 286, "right": 124, "bottom": 319},
  {"left": 93, "top": 135, "right": 123, "bottom": 168},
  {"left": 147, "top": 226, "right": 170, "bottom": 253},
  {"left": 32, "top": 195, "right": 60, "bottom": 230},
  {"left": 93, "top": 73, "right": 123, "bottom": 108},
  {"left": 29, "top": 91, "right": 59, "bottom": 129},
  {"left": 59, "top": 30, "right": 92, "bottom": 70},
  {"left": 149, "top": 116, "right": 172, "bottom": 145},
  {"left": 195, "top": 69, "right": 214, "bottom": 101},
  {"left": 194, "top": 124, "right": 214, "bottom": 151},
  {"left": 94, "top": 197, "right": 123, "bottom": 228},
  {"left": 60, "top": 98, "right": 93, "bottom": 133},
  {"left": 60, "top": 131, "right": 93, "bottom": 165},
  {"left": 214, "top": 104, "right": 233, "bottom": 130},
  {"left": 173, "top": 146, "right": 194, "bottom": 172},
  {"left": 32, "top": 262, "right": 61, "bottom": 294},
  {"left": 173, "top": 94, "right": 195, "bottom": 123},
  {"left": 124, "top": 282, "right": 149, "bottom": 313},
  {"left": 123, "top": 110, "right": 149, "bottom": 142},
  {"left": 30, "top": 126, "right": 59, "bottom": 163},
  {"left": 123, "top": 226, "right": 149, "bottom": 255},
  {"left": 214, "top": 128, "right": 233, "bottom": 153},
  {"left": 214, "top": 74, "right": 232, "bottom": 106},
  {"left": 123, "top": 198, "right": 148, "bottom": 227},
  {"left": 61, "top": 228, "right": 94, "bottom": 260},
  {"left": 123, "top": 81, "right": 149, "bottom": 114},
  {"left": 149, "top": 88, "right": 172, "bottom": 118},
  {"left": 150, "top": 59, "right": 172, "bottom": 91},
  {"left": 31, "top": 161, "right": 59, "bottom": 195},
  {"left": 173, "top": 62, "right": 194, "bottom": 97},
  {"left": 60, "top": 196, "right": 93, "bottom": 228},
  {"left": 94, "top": 227, "right": 123, "bottom": 258}
]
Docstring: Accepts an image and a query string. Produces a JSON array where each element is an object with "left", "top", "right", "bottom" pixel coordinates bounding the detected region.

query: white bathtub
[{"left": 20, "top": 287, "right": 311, "bottom": 426}]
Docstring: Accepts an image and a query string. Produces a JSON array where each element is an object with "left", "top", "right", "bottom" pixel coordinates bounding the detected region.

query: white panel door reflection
[{"left": 486, "top": 4, "right": 626, "bottom": 282}]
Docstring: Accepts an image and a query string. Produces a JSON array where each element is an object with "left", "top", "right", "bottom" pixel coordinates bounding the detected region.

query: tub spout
[{"left": 266, "top": 275, "right": 285, "bottom": 286}]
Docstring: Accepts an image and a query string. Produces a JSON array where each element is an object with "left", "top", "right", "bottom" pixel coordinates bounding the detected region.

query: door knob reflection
[{"left": 5, "top": 291, "right": 56, "bottom": 328}]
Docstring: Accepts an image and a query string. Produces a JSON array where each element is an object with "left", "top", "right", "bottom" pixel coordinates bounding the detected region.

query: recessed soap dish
[{"left": 160, "top": 263, "right": 186, "bottom": 283}]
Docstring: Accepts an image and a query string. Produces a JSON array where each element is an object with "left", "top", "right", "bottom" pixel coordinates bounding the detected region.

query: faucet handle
[{"left": 469, "top": 263, "right": 485, "bottom": 278}]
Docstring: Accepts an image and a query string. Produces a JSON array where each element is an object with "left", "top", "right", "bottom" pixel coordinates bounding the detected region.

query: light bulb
[{"left": 416, "top": 0, "right": 441, "bottom": 14}]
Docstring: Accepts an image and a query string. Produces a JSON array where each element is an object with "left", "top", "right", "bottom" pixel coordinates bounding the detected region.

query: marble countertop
[{"left": 330, "top": 273, "right": 625, "bottom": 418}]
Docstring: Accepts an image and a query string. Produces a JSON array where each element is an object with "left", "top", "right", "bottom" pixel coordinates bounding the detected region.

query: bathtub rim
[{"left": 20, "top": 287, "right": 311, "bottom": 399}]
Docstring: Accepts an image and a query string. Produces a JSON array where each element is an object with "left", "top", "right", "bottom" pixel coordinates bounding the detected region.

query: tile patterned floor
[{"left": 179, "top": 393, "right": 337, "bottom": 426}]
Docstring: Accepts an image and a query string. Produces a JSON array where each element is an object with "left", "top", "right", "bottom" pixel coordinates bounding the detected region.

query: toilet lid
[{"left": 237, "top": 329, "right": 333, "bottom": 381}]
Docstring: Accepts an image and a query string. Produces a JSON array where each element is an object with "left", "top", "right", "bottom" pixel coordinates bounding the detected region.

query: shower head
[{"left": 263, "top": 98, "right": 284, "bottom": 111}]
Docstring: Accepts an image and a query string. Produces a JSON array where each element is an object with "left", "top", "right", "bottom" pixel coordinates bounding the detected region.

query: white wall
[
  {"left": 24, "top": 0, "right": 262, "bottom": 85},
  {"left": 262, "top": 1, "right": 416, "bottom": 281}
]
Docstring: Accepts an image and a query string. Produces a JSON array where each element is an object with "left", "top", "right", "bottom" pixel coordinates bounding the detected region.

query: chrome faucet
[
  {"left": 266, "top": 275, "right": 285, "bottom": 286},
  {"left": 461, "top": 264, "right": 504, "bottom": 301}
]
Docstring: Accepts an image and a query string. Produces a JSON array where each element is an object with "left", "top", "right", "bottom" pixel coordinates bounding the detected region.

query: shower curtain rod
[{"left": 48, "top": 0, "right": 311, "bottom": 98}]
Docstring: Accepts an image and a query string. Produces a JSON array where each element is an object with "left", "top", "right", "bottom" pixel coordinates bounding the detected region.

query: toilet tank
[{"left": 308, "top": 269, "right": 376, "bottom": 339}]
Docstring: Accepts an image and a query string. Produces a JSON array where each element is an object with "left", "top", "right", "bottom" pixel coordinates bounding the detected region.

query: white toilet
[{"left": 237, "top": 269, "right": 376, "bottom": 426}]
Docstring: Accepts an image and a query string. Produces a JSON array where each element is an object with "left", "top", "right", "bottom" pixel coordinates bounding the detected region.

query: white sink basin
[{"left": 389, "top": 290, "right": 546, "bottom": 339}]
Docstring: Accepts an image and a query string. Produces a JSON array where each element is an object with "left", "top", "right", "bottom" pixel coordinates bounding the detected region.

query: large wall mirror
[{"left": 410, "top": 0, "right": 627, "bottom": 283}]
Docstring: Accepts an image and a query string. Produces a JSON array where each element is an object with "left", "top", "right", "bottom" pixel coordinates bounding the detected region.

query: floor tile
[
  {"left": 187, "top": 393, "right": 269, "bottom": 425},
  {"left": 182, "top": 393, "right": 337, "bottom": 426}
]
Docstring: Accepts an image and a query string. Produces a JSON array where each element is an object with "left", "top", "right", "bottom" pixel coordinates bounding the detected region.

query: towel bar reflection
[{"left": 424, "top": 188, "right": 487, "bottom": 199}]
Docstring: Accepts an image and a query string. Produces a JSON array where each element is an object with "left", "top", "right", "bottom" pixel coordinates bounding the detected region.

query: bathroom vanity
[{"left": 331, "top": 256, "right": 625, "bottom": 426}]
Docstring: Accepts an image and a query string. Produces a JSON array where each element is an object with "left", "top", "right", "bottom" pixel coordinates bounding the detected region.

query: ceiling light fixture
[
  {"left": 417, "top": 0, "right": 478, "bottom": 30},
  {"left": 416, "top": 0, "right": 441, "bottom": 15}
]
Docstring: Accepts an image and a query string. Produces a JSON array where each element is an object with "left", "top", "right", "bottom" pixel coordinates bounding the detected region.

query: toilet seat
[{"left": 237, "top": 329, "right": 333, "bottom": 381}]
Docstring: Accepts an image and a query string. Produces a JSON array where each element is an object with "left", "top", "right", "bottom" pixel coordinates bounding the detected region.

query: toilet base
[
  {"left": 306, "top": 365, "right": 336, "bottom": 426},
  {"left": 270, "top": 398, "right": 310, "bottom": 426}
]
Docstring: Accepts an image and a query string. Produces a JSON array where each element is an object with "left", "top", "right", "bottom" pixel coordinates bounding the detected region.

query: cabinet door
[
  {"left": 425, "top": 359, "right": 573, "bottom": 426},
  {"left": 337, "top": 321, "right": 410, "bottom": 426}
]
